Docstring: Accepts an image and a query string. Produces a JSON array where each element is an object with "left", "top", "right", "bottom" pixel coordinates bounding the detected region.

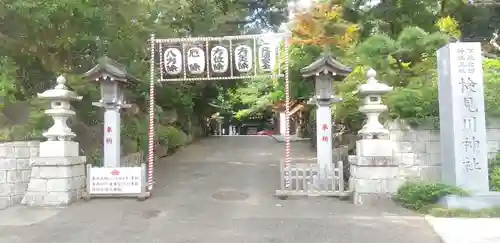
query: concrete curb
[{"left": 269, "top": 135, "right": 310, "bottom": 142}]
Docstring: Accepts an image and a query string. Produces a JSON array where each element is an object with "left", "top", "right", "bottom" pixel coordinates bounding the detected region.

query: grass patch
[
  {"left": 393, "top": 181, "right": 500, "bottom": 218},
  {"left": 427, "top": 206, "right": 500, "bottom": 218}
]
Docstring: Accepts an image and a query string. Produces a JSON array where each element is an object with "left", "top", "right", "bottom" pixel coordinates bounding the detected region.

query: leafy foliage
[
  {"left": 393, "top": 181, "right": 469, "bottom": 212},
  {"left": 436, "top": 16, "right": 462, "bottom": 39},
  {"left": 395, "top": 180, "right": 500, "bottom": 218},
  {"left": 0, "top": 0, "right": 287, "bottom": 156},
  {"left": 226, "top": 0, "right": 500, "bottom": 134},
  {"left": 291, "top": 1, "right": 359, "bottom": 49},
  {"left": 489, "top": 154, "right": 500, "bottom": 191},
  {"left": 3, "top": 0, "right": 500, "bottom": 153},
  {"left": 157, "top": 125, "right": 185, "bottom": 150},
  {"left": 490, "top": 168, "right": 500, "bottom": 192}
]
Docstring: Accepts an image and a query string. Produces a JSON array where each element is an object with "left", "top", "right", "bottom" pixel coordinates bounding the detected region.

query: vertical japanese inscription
[
  {"left": 234, "top": 45, "right": 253, "bottom": 73},
  {"left": 186, "top": 47, "right": 205, "bottom": 75},
  {"left": 210, "top": 46, "right": 229, "bottom": 73},
  {"left": 457, "top": 46, "right": 481, "bottom": 172},
  {"left": 258, "top": 45, "right": 275, "bottom": 72},
  {"left": 321, "top": 123, "right": 329, "bottom": 142},
  {"left": 163, "top": 48, "right": 183, "bottom": 75}
]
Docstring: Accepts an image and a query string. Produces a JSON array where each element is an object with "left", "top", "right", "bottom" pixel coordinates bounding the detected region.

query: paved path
[
  {"left": 0, "top": 136, "right": 440, "bottom": 243},
  {"left": 426, "top": 216, "right": 500, "bottom": 243}
]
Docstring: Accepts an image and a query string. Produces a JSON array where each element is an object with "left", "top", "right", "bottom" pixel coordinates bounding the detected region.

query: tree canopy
[{"left": 1, "top": 0, "right": 500, "bottom": 157}]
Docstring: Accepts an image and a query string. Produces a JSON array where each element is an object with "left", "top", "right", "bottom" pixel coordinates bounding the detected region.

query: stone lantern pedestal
[
  {"left": 349, "top": 69, "right": 401, "bottom": 205},
  {"left": 22, "top": 76, "right": 87, "bottom": 207}
]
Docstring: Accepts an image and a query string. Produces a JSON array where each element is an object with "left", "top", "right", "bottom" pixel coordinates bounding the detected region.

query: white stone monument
[
  {"left": 437, "top": 42, "right": 489, "bottom": 193},
  {"left": 350, "top": 69, "right": 398, "bottom": 205},
  {"left": 22, "top": 75, "right": 87, "bottom": 206}
]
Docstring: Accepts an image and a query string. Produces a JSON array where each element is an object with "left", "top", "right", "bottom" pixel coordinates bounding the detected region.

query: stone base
[
  {"left": 39, "top": 141, "right": 79, "bottom": 157},
  {"left": 438, "top": 192, "right": 500, "bottom": 211},
  {"left": 350, "top": 138, "right": 401, "bottom": 205},
  {"left": 22, "top": 156, "right": 86, "bottom": 207},
  {"left": 353, "top": 192, "right": 393, "bottom": 205},
  {"left": 22, "top": 191, "right": 83, "bottom": 207},
  {"left": 357, "top": 139, "right": 392, "bottom": 157},
  {"left": 0, "top": 196, "right": 22, "bottom": 210},
  {"left": 0, "top": 194, "right": 24, "bottom": 210}
]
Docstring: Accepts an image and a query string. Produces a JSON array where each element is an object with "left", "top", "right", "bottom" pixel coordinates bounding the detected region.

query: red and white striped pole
[
  {"left": 284, "top": 36, "right": 291, "bottom": 189},
  {"left": 147, "top": 33, "right": 156, "bottom": 191}
]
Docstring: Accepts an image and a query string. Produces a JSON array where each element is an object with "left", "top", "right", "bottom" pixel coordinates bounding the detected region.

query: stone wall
[
  {"left": 0, "top": 141, "right": 40, "bottom": 209},
  {"left": 388, "top": 119, "right": 500, "bottom": 182}
]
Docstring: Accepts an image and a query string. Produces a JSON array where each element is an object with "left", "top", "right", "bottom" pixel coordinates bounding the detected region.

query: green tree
[{"left": 0, "top": 0, "right": 287, "bottom": 153}]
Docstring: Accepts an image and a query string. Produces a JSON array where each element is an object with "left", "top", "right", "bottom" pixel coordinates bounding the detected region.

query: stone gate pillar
[
  {"left": 349, "top": 69, "right": 400, "bottom": 205},
  {"left": 22, "top": 76, "right": 87, "bottom": 206}
]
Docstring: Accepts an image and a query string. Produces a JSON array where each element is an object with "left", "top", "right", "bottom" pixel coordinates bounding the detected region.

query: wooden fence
[
  {"left": 275, "top": 160, "right": 350, "bottom": 197},
  {"left": 120, "top": 151, "right": 145, "bottom": 167}
]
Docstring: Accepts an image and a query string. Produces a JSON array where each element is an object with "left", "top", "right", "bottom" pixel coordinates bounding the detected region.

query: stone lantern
[
  {"left": 83, "top": 56, "right": 138, "bottom": 168},
  {"left": 22, "top": 75, "right": 86, "bottom": 207},
  {"left": 356, "top": 69, "right": 393, "bottom": 139},
  {"left": 37, "top": 75, "right": 83, "bottom": 156},
  {"left": 300, "top": 53, "right": 351, "bottom": 174},
  {"left": 349, "top": 69, "right": 396, "bottom": 205},
  {"left": 215, "top": 113, "right": 224, "bottom": 135}
]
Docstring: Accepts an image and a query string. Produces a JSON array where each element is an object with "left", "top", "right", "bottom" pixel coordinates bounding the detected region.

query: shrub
[
  {"left": 490, "top": 168, "right": 500, "bottom": 191},
  {"left": 393, "top": 182, "right": 469, "bottom": 212},
  {"left": 157, "top": 125, "right": 185, "bottom": 150},
  {"left": 489, "top": 153, "right": 500, "bottom": 191}
]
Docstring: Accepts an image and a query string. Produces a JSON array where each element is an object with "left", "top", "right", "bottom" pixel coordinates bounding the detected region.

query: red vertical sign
[
  {"left": 106, "top": 126, "right": 112, "bottom": 144},
  {"left": 321, "top": 124, "right": 328, "bottom": 142}
]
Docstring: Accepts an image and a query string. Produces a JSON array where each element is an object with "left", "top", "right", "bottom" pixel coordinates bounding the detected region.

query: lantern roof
[
  {"left": 38, "top": 75, "right": 82, "bottom": 101},
  {"left": 300, "top": 53, "right": 352, "bottom": 80},
  {"left": 356, "top": 69, "right": 393, "bottom": 97},
  {"left": 83, "top": 56, "right": 139, "bottom": 85}
]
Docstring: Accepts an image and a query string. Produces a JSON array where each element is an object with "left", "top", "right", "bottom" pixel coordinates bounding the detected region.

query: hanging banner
[{"left": 155, "top": 33, "right": 288, "bottom": 82}]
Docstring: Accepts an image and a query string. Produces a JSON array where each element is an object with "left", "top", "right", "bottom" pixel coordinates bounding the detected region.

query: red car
[{"left": 257, "top": 130, "right": 273, "bottom": 136}]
